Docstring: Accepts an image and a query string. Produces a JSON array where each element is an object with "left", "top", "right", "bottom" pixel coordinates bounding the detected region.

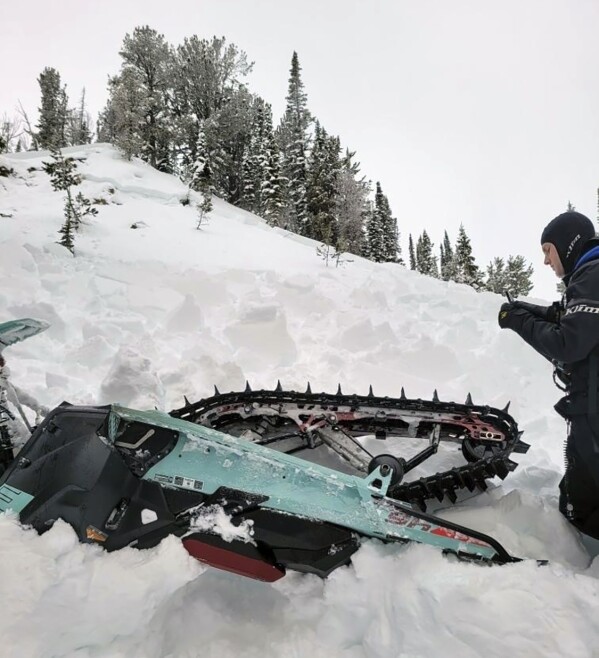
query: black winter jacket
[{"left": 502, "top": 241, "right": 599, "bottom": 419}]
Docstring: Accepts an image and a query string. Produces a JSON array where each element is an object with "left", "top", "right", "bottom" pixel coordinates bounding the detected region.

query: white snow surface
[{"left": 1, "top": 144, "right": 598, "bottom": 657}]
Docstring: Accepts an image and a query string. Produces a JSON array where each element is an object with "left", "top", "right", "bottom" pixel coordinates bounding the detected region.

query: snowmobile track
[{"left": 172, "top": 385, "right": 529, "bottom": 510}]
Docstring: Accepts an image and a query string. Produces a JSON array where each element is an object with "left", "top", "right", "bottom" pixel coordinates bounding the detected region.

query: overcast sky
[{"left": 2, "top": 0, "right": 599, "bottom": 299}]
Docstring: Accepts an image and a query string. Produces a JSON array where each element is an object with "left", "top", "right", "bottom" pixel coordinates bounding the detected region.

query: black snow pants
[{"left": 559, "top": 414, "right": 599, "bottom": 540}]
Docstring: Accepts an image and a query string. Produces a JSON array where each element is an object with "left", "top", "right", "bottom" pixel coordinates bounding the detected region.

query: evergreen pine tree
[
  {"left": 117, "top": 26, "right": 174, "bottom": 171},
  {"left": 365, "top": 200, "right": 385, "bottom": 262},
  {"left": 370, "top": 182, "right": 401, "bottom": 263},
  {"left": 189, "top": 126, "right": 213, "bottom": 228},
  {"left": 37, "top": 67, "right": 69, "bottom": 149},
  {"left": 381, "top": 188, "right": 401, "bottom": 263},
  {"left": 68, "top": 88, "right": 92, "bottom": 145},
  {"left": 505, "top": 255, "right": 534, "bottom": 296},
  {"left": 58, "top": 203, "right": 76, "bottom": 253},
  {"left": 335, "top": 150, "right": 370, "bottom": 256},
  {"left": 42, "top": 147, "right": 98, "bottom": 251},
  {"left": 408, "top": 234, "right": 416, "bottom": 270},
  {"left": 485, "top": 257, "right": 507, "bottom": 293},
  {"left": 440, "top": 230, "right": 456, "bottom": 281},
  {"left": 260, "top": 105, "right": 286, "bottom": 227},
  {"left": 277, "top": 52, "right": 311, "bottom": 234},
  {"left": 172, "top": 36, "right": 254, "bottom": 199},
  {"left": 415, "top": 230, "right": 438, "bottom": 276},
  {"left": 240, "top": 100, "right": 264, "bottom": 213},
  {"left": 306, "top": 122, "right": 341, "bottom": 243},
  {"left": 454, "top": 224, "right": 483, "bottom": 289},
  {"left": 108, "top": 69, "right": 146, "bottom": 160}
]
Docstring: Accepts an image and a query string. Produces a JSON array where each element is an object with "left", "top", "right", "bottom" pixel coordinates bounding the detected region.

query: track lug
[
  {"left": 463, "top": 473, "right": 476, "bottom": 491},
  {"left": 305, "top": 382, "right": 312, "bottom": 394},
  {"left": 513, "top": 439, "right": 530, "bottom": 454},
  {"left": 275, "top": 380, "right": 283, "bottom": 392},
  {"left": 433, "top": 389, "right": 440, "bottom": 403},
  {"left": 245, "top": 381, "right": 252, "bottom": 393},
  {"left": 400, "top": 387, "right": 406, "bottom": 401},
  {"left": 184, "top": 395, "right": 190, "bottom": 406},
  {"left": 337, "top": 383, "right": 342, "bottom": 396},
  {"left": 445, "top": 488, "right": 457, "bottom": 504},
  {"left": 213, "top": 385, "right": 220, "bottom": 396},
  {"left": 465, "top": 393, "right": 473, "bottom": 406},
  {"left": 368, "top": 385, "right": 374, "bottom": 397},
  {"left": 503, "top": 401, "right": 511, "bottom": 413},
  {"left": 495, "top": 460, "right": 509, "bottom": 479}
]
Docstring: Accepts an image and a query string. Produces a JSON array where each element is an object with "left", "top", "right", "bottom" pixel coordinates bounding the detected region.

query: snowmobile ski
[
  {"left": 0, "top": 319, "right": 49, "bottom": 473},
  {"left": 0, "top": 318, "right": 49, "bottom": 352}
]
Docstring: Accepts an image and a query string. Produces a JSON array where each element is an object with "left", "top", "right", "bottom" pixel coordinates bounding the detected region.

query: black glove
[
  {"left": 498, "top": 302, "right": 515, "bottom": 328},
  {"left": 510, "top": 300, "right": 562, "bottom": 324}
]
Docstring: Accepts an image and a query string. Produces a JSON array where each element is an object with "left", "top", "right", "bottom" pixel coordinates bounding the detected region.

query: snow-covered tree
[
  {"left": 365, "top": 201, "right": 384, "bottom": 262},
  {"left": 105, "top": 70, "right": 146, "bottom": 160},
  {"left": 172, "top": 35, "right": 254, "bottom": 198},
  {"left": 203, "top": 86, "right": 255, "bottom": 201},
  {"left": 240, "top": 98, "right": 270, "bottom": 213},
  {"left": 408, "top": 234, "right": 416, "bottom": 270},
  {"left": 0, "top": 114, "right": 21, "bottom": 153},
  {"left": 368, "top": 182, "right": 400, "bottom": 263},
  {"left": 42, "top": 147, "right": 98, "bottom": 252},
  {"left": 485, "top": 257, "right": 507, "bottom": 293},
  {"left": 67, "top": 89, "right": 92, "bottom": 145},
  {"left": 454, "top": 224, "right": 483, "bottom": 289},
  {"left": 107, "top": 26, "right": 174, "bottom": 171},
  {"left": 335, "top": 150, "right": 370, "bottom": 256},
  {"left": 416, "top": 230, "right": 438, "bottom": 277},
  {"left": 174, "top": 35, "right": 253, "bottom": 123},
  {"left": 37, "top": 67, "right": 69, "bottom": 149},
  {"left": 306, "top": 122, "right": 342, "bottom": 243},
  {"left": 440, "top": 230, "right": 457, "bottom": 281},
  {"left": 260, "top": 105, "right": 286, "bottom": 226},
  {"left": 189, "top": 126, "right": 213, "bottom": 228},
  {"left": 277, "top": 52, "right": 311, "bottom": 234},
  {"left": 505, "top": 255, "right": 534, "bottom": 296}
]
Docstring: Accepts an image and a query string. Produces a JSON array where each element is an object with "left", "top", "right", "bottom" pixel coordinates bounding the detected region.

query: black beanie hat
[{"left": 540, "top": 211, "right": 595, "bottom": 276}]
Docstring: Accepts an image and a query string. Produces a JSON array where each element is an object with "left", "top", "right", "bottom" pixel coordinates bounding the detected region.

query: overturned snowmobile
[
  {"left": 1, "top": 403, "right": 520, "bottom": 580},
  {"left": 0, "top": 318, "right": 526, "bottom": 581}
]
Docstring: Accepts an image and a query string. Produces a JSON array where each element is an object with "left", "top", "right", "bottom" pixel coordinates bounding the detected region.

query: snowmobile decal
[{"left": 0, "top": 483, "right": 33, "bottom": 513}]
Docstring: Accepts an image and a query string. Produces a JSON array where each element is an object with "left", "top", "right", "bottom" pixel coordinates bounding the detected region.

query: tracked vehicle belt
[{"left": 171, "top": 385, "right": 529, "bottom": 510}]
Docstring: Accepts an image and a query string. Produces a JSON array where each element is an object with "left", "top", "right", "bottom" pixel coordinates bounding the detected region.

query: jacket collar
[{"left": 574, "top": 244, "right": 599, "bottom": 272}]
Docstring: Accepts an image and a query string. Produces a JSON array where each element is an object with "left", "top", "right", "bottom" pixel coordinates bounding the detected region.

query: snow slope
[{"left": 1, "top": 144, "right": 598, "bottom": 658}]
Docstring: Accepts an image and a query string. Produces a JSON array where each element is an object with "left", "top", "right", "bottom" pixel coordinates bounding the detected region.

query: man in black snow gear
[{"left": 498, "top": 211, "right": 599, "bottom": 541}]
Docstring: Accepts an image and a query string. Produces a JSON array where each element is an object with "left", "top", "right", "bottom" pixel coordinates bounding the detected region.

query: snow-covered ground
[{"left": 1, "top": 144, "right": 598, "bottom": 657}]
